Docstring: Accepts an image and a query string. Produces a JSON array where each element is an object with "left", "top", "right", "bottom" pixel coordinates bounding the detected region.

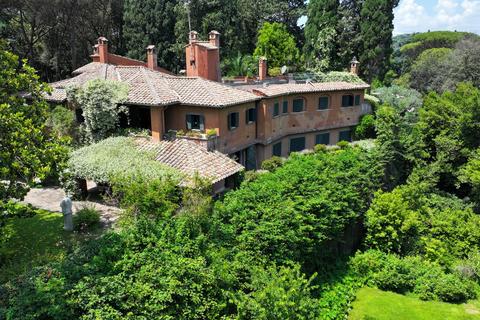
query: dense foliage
[
  {"left": 66, "top": 79, "right": 129, "bottom": 143},
  {"left": 0, "top": 45, "right": 66, "bottom": 201},
  {"left": 1, "top": 146, "right": 383, "bottom": 319},
  {"left": 253, "top": 22, "right": 301, "bottom": 70}
]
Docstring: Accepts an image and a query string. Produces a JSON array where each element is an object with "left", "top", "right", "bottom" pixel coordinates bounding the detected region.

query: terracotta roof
[
  {"left": 252, "top": 81, "right": 370, "bottom": 98},
  {"left": 46, "top": 63, "right": 259, "bottom": 108},
  {"left": 135, "top": 137, "right": 244, "bottom": 184}
]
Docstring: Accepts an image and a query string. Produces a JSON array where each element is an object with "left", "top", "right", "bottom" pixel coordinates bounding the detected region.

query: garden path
[{"left": 23, "top": 187, "right": 120, "bottom": 228}]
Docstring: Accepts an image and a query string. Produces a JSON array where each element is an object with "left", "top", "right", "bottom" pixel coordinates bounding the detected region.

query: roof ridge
[{"left": 140, "top": 67, "right": 162, "bottom": 105}]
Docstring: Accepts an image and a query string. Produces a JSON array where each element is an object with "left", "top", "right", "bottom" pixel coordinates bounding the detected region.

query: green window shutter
[
  {"left": 293, "top": 99, "right": 304, "bottom": 112},
  {"left": 318, "top": 96, "right": 329, "bottom": 110},
  {"left": 354, "top": 95, "right": 361, "bottom": 105},
  {"left": 228, "top": 113, "right": 239, "bottom": 130},
  {"left": 342, "top": 95, "right": 349, "bottom": 107},
  {"left": 273, "top": 102, "right": 279, "bottom": 117},
  {"left": 282, "top": 100, "right": 288, "bottom": 113},
  {"left": 246, "top": 108, "right": 256, "bottom": 123},
  {"left": 199, "top": 115, "right": 205, "bottom": 131},
  {"left": 289, "top": 137, "right": 305, "bottom": 153},
  {"left": 272, "top": 142, "right": 282, "bottom": 157},
  {"left": 315, "top": 133, "right": 330, "bottom": 145},
  {"left": 339, "top": 130, "right": 352, "bottom": 142}
]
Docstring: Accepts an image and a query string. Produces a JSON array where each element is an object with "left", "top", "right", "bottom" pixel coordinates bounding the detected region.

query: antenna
[{"left": 185, "top": 0, "right": 192, "bottom": 33}]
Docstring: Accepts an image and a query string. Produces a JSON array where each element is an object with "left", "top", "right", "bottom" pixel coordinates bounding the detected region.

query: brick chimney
[
  {"left": 185, "top": 30, "right": 221, "bottom": 82},
  {"left": 259, "top": 57, "right": 267, "bottom": 81},
  {"left": 97, "top": 37, "right": 108, "bottom": 63},
  {"left": 209, "top": 30, "right": 220, "bottom": 47},
  {"left": 350, "top": 56, "right": 360, "bottom": 75},
  {"left": 146, "top": 45, "right": 157, "bottom": 70}
]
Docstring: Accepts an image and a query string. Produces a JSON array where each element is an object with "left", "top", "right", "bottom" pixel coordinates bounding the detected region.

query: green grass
[
  {"left": 0, "top": 210, "right": 101, "bottom": 283},
  {"left": 349, "top": 287, "right": 480, "bottom": 320}
]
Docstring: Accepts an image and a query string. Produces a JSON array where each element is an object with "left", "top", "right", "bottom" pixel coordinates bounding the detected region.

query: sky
[{"left": 394, "top": 0, "right": 480, "bottom": 34}]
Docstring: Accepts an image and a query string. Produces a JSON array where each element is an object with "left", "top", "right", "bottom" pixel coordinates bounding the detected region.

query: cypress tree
[
  {"left": 359, "top": 0, "right": 397, "bottom": 82},
  {"left": 304, "top": 0, "right": 339, "bottom": 70}
]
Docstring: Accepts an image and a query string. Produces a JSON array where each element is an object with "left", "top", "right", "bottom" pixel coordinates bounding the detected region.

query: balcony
[{"left": 164, "top": 129, "right": 219, "bottom": 151}]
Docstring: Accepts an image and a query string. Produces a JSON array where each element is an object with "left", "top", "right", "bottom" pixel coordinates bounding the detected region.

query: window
[
  {"left": 289, "top": 136, "right": 306, "bottom": 153},
  {"left": 318, "top": 96, "right": 329, "bottom": 110},
  {"left": 339, "top": 130, "right": 352, "bottom": 142},
  {"left": 272, "top": 142, "right": 282, "bottom": 157},
  {"left": 273, "top": 102, "right": 280, "bottom": 117},
  {"left": 293, "top": 98, "right": 304, "bottom": 112},
  {"left": 315, "top": 133, "right": 330, "bottom": 145},
  {"left": 228, "top": 112, "right": 239, "bottom": 130},
  {"left": 246, "top": 107, "right": 256, "bottom": 123},
  {"left": 282, "top": 100, "right": 288, "bottom": 113},
  {"left": 342, "top": 95, "right": 354, "bottom": 107},
  {"left": 186, "top": 114, "right": 204, "bottom": 130},
  {"left": 354, "top": 95, "right": 361, "bottom": 106}
]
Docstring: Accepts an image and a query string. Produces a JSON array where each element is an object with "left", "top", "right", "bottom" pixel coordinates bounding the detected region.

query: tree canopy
[{"left": 253, "top": 22, "right": 300, "bottom": 69}]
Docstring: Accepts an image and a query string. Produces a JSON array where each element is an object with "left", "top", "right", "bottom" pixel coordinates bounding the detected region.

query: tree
[
  {"left": 335, "top": 0, "right": 363, "bottom": 70},
  {"left": 304, "top": 0, "right": 338, "bottom": 70},
  {"left": 123, "top": 0, "right": 179, "bottom": 72},
  {"left": 0, "top": 45, "right": 66, "bottom": 201},
  {"left": 409, "top": 48, "right": 452, "bottom": 93},
  {"left": 253, "top": 22, "right": 300, "bottom": 69},
  {"left": 359, "top": 0, "right": 397, "bottom": 82},
  {"left": 66, "top": 79, "right": 128, "bottom": 143}
]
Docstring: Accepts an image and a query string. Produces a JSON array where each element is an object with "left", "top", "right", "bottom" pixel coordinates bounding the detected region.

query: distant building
[{"left": 46, "top": 33, "right": 369, "bottom": 189}]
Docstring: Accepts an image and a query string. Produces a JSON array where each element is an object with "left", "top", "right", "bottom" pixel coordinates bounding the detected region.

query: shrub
[
  {"left": 351, "top": 250, "right": 479, "bottom": 303},
  {"left": 74, "top": 205, "right": 100, "bottom": 231},
  {"left": 46, "top": 105, "right": 77, "bottom": 140},
  {"left": 66, "top": 79, "right": 129, "bottom": 143},
  {"left": 67, "top": 137, "right": 179, "bottom": 186},
  {"left": 355, "top": 114, "right": 376, "bottom": 140},
  {"left": 314, "top": 144, "right": 328, "bottom": 153},
  {"left": 260, "top": 156, "right": 284, "bottom": 171},
  {"left": 206, "top": 128, "right": 217, "bottom": 137},
  {"left": 336, "top": 140, "right": 350, "bottom": 149},
  {"left": 268, "top": 67, "right": 282, "bottom": 77}
]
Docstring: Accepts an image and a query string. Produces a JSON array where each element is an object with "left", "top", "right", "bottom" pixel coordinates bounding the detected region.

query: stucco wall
[{"left": 258, "top": 90, "right": 364, "bottom": 144}]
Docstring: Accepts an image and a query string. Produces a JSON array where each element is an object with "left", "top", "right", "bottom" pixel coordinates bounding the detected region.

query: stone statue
[{"left": 60, "top": 196, "right": 73, "bottom": 231}]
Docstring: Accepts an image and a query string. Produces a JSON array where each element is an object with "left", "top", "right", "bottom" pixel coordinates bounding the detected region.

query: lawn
[
  {"left": 0, "top": 209, "right": 101, "bottom": 283},
  {"left": 349, "top": 287, "right": 480, "bottom": 320}
]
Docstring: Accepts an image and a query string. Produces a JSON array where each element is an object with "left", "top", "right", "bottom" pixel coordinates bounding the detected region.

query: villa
[{"left": 45, "top": 32, "right": 370, "bottom": 192}]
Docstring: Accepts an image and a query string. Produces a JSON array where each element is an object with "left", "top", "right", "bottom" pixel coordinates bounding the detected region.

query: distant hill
[{"left": 391, "top": 31, "right": 479, "bottom": 77}]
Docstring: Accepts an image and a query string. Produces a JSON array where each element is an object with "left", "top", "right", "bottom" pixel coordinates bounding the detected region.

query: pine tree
[
  {"left": 304, "top": 0, "right": 339, "bottom": 70},
  {"left": 123, "top": 0, "right": 179, "bottom": 72},
  {"left": 359, "top": 0, "right": 397, "bottom": 82}
]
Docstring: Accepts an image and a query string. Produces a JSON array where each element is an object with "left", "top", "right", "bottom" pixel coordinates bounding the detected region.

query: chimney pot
[
  {"left": 350, "top": 56, "right": 360, "bottom": 75},
  {"left": 208, "top": 30, "right": 220, "bottom": 47},
  {"left": 189, "top": 30, "right": 198, "bottom": 43},
  {"left": 146, "top": 45, "right": 157, "bottom": 70}
]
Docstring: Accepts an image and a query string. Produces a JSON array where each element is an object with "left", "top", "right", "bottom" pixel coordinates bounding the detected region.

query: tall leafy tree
[
  {"left": 304, "top": 0, "right": 339, "bottom": 70},
  {"left": 123, "top": 0, "right": 179, "bottom": 72},
  {"left": 253, "top": 22, "right": 300, "bottom": 69},
  {"left": 359, "top": 0, "right": 397, "bottom": 82},
  {"left": 0, "top": 45, "right": 66, "bottom": 200},
  {"left": 335, "top": 0, "right": 363, "bottom": 70}
]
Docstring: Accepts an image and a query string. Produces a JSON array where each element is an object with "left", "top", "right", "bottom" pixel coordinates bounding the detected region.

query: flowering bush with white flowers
[
  {"left": 66, "top": 79, "right": 129, "bottom": 143},
  {"left": 66, "top": 137, "right": 180, "bottom": 191}
]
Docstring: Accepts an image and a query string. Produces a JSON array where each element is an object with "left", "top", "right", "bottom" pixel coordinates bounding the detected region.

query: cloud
[{"left": 394, "top": 0, "right": 480, "bottom": 34}]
